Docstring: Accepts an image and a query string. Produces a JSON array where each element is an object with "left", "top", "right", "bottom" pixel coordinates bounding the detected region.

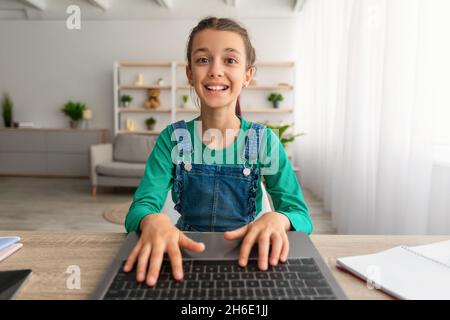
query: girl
[{"left": 123, "top": 17, "right": 313, "bottom": 287}]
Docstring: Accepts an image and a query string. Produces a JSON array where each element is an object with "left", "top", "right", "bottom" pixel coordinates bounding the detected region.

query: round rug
[{"left": 102, "top": 202, "right": 131, "bottom": 225}]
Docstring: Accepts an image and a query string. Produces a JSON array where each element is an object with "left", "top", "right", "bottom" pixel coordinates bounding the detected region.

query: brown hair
[{"left": 186, "top": 17, "right": 256, "bottom": 116}]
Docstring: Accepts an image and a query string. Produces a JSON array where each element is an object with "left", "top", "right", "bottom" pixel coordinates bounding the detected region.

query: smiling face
[{"left": 186, "top": 29, "right": 254, "bottom": 111}]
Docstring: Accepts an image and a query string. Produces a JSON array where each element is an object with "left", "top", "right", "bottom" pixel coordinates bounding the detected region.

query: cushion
[
  {"left": 113, "top": 134, "right": 156, "bottom": 163},
  {"left": 96, "top": 161, "right": 146, "bottom": 178}
]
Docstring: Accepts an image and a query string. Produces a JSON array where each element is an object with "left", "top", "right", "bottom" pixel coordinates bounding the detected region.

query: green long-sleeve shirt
[{"left": 125, "top": 116, "right": 313, "bottom": 234}]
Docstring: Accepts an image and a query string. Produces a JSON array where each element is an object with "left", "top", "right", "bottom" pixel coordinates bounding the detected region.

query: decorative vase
[
  {"left": 135, "top": 74, "right": 144, "bottom": 86},
  {"left": 69, "top": 120, "right": 79, "bottom": 129},
  {"left": 82, "top": 109, "right": 93, "bottom": 129},
  {"left": 3, "top": 114, "right": 12, "bottom": 127},
  {"left": 273, "top": 101, "right": 280, "bottom": 109},
  {"left": 147, "top": 124, "right": 155, "bottom": 131},
  {"left": 125, "top": 119, "right": 134, "bottom": 131}
]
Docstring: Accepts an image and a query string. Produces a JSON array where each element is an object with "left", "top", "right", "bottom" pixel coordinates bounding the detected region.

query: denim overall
[{"left": 172, "top": 120, "right": 266, "bottom": 232}]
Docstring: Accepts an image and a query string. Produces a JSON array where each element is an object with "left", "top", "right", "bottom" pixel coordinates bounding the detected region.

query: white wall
[{"left": 0, "top": 18, "right": 299, "bottom": 138}]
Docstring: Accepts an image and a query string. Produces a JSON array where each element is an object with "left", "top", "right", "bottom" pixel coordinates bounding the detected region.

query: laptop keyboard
[{"left": 104, "top": 258, "right": 337, "bottom": 300}]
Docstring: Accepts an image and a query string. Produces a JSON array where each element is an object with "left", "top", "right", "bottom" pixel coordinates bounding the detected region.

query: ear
[
  {"left": 244, "top": 67, "right": 254, "bottom": 87},
  {"left": 186, "top": 64, "right": 193, "bottom": 85}
]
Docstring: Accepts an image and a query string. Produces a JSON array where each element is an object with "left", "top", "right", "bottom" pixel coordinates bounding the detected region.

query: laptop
[{"left": 91, "top": 232, "right": 347, "bottom": 300}]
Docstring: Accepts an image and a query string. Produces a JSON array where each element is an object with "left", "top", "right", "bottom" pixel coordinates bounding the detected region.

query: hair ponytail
[{"left": 236, "top": 96, "right": 242, "bottom": 117}]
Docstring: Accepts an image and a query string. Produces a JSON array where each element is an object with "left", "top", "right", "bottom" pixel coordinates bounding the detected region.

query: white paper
[
  {"left": 337, "top": 241, "right": 450, "bottom": 300},
  {"left": 408, "top": 240, "right": 450, "bottom": 266},
  {"left": 0, "top": 237, "right": 21, "bottom": 252}
]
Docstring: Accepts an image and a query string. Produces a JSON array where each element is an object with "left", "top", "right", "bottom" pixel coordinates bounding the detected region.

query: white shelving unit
[
  {"left": 113, "top": 61, "right": 174, "bottom": 135},
  {"left": 113, "top": 61, "right": 296, "bottom": 136}
]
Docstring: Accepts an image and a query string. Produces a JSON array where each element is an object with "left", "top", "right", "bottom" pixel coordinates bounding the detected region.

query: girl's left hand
[{"left": 224, "top": 212, "right": 291, "bottom": 271}]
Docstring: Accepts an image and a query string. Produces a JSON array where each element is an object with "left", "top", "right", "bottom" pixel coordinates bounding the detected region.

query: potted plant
[
  {"left": 268, "top": 92, "right": 284, "bottom": 109},
  {"left": 61, "top": 100, "right": 86, "bottom": 128},
  {"left": 145, "top": 117, "right": 156, "bottom": 131},
  {"left": 181, "top": 95, "right": 189, "bottom": 108},
  {"left": 266, "top": 123, "right": 305, "bottom": 161},
  {"left": 120, "top": 94, "right": 133, "bottom": 107},
  {"left": 265, "top": 123, "right": 305, "bottom": 147},
  {"left": 1, "top": 93, "right": 13, "bottom": 128}
]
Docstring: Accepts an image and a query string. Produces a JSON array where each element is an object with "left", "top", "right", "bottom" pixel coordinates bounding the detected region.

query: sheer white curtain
[{"left": 294, "top": 0, "right": 450, "bottom": 234}]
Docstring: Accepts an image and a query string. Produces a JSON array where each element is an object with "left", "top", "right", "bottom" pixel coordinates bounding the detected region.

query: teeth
[{"left": 206, "top": 85, "right": 228, "bottom": 91}]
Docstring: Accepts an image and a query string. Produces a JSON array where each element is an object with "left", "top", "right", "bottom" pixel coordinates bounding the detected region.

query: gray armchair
[{"left": 89, "top": 133, "right": 156, "bottom": 196}]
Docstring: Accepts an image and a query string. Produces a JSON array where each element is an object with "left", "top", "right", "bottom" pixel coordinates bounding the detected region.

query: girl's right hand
[{"left": 123, "top": 213, "right": 205, "bottom": 286}]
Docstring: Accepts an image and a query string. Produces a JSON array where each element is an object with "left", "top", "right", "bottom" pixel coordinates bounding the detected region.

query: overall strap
[
  {"left": 242, "top": 122, "right": 266, "bottom": 165},
  {"left": 172, "top": 120, "right": 192, "bottom": 159}
]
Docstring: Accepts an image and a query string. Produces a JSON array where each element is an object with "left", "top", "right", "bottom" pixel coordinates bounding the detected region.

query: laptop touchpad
[{"left": 182, "top": 232, "right": 258, "bottom": 259}]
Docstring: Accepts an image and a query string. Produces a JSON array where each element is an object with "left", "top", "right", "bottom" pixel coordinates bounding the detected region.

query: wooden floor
[{"left": 0, "top": 177, "right": 335, "bottom": 234}]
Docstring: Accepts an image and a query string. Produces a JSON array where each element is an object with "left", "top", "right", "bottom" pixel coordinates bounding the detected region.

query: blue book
[{"left": 0, "top": 237, "right": 21, "bottom": 252}]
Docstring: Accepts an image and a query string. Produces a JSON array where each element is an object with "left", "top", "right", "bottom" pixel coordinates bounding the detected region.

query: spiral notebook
[{"left": 336, "top": 240, "right": 450, "bottom": 300}]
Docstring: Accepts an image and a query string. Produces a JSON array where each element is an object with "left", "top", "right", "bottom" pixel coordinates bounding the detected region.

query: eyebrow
[
  {"left": 225, "top": 48, "right": 242, "bottom": 55},
  {"left": 192, "top": 48, "right": 243, "bottom": 56}
]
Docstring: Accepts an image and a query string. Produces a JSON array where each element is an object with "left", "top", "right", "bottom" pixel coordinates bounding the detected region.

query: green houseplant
[
  {"left": 120, "top": 94, "right": 133, "bottom": 107},
  {"left": 62, "top": 100, "right": 86, "bottom": 128},
  {"left": 145, "top": 117, "right": 156, "bottom": 131},
  {"left": 1, "top": 93, "right": 13, "bottom": 128},
  {"left": 181, "top": 95, "right": 189, "bottom": 108},
  {"left": 265, "top": 123, "right": 305, "bottom": 148},
  {"left": 267, "top": 92, "right": 284, "bottom": 109}
]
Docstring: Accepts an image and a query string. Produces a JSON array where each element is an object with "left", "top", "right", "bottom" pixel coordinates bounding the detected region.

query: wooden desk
[{"left": 1, "top": 231, "right": 449, "bottom": 300}]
